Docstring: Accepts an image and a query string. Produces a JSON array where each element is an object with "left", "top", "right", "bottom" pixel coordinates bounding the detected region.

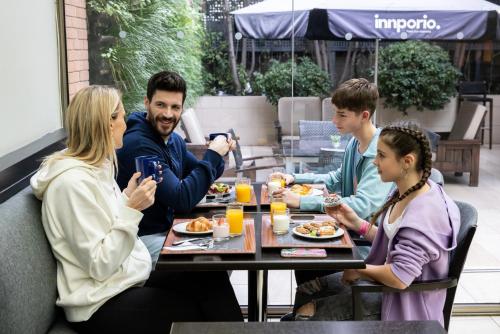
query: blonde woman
[{"left": 31, "top": 86, "right": 242, "bottom": 333}]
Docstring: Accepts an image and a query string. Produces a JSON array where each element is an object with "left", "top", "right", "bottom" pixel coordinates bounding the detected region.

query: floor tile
[
  {"left": 230, "top": 270, "right": 248, "bottom": 285},
  {"left": 449, "top": 316, "right": 500, "bottom": 334},
  {"left": 268, "top": 270, "right": 292, "bottom": 305},
  {"left": 232, "top": 284, "right": 248, "bottom": 306},
  {"left": 459, "top": 272, "right": 500, "bottom": 303}
]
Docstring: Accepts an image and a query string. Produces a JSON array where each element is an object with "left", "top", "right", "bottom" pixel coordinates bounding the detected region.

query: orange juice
[
  {"left": 236, "top": 184, "right": 252, "bottom": 203},
  {"left": 226, "top": 208, "right": 244, "bottom": 235},
  {"left": 280, "top": 178, "right": 286, "bottom": 188}
]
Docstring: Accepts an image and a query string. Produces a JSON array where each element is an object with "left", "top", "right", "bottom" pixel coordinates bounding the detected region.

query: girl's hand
[
  {"left": 126, "top": 176, "right": 157, "bottom": 211},
  {"left": 326, "top": 203, "right": 363, "bottom": 231},
  {"left": 341, "top": 269, "right": 361, "bottom": 285}
]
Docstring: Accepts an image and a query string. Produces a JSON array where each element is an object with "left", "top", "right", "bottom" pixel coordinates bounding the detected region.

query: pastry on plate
[
  {"left": 323, "top": 196, "right": 342, "bottom": 208},
  {"left": 289, "top": 184, "right": 312, "bottom": 196},
  {"left": 186, "top": 217, "right": 212, "bottom": 232},
  {"left": 318, "top": 225, "right": 336, "bottom": 236}
]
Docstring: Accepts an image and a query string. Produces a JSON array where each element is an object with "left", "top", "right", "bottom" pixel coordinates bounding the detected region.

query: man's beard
[{"left": 147, "top": 109, "right": 180, "bottom": 138}]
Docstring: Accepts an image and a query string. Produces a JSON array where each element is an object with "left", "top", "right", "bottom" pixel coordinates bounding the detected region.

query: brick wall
[{"left": 65, "top": 0, "right": 89, "bottom": 100}]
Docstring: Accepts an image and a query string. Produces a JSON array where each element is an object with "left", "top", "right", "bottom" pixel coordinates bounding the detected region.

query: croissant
[{"left": 186, "top": 217, "right": 212, "bottom": 232}]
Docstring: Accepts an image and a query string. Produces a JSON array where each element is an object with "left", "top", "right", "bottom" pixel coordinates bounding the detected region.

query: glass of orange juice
[
  {"left": 226, "top": 203, "right": 244, "bottom": 236},
  {"left": 270, "top": 195, "right": 287, "bottom": 226},
  {"left": 235, "top": 177, "right": 252, "bottom": 203}
]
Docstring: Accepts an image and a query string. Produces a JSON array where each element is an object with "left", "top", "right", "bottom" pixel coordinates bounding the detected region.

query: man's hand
[
  {"left": 269, "top": 172, "right": 294, "bottom": 185},
  {"left": 208, "top": 135, "right": 231, "bottom": 156},
  {"left": 272, "top": 188, "right": 300, "bottom": 208}
]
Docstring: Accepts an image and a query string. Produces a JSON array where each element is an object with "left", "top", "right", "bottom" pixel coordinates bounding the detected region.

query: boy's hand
[
  {"left": 272, "top": 188, "right": 300, "bottom": 208},
  {"left": 269, "top": 172, "right": 294, "bottom": 185}
]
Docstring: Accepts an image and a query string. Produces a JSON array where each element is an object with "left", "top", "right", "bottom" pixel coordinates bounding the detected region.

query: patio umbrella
[
  {"left": 232, "top": 0, "right": 500, "bottom": 41},
  {"left": 232, "top": 0, "right": 500, "bottom": 82}
]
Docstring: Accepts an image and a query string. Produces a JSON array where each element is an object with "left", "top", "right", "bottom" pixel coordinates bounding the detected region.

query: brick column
[{"left": 64, "top": 0, "right": 89, "bottom": 101}]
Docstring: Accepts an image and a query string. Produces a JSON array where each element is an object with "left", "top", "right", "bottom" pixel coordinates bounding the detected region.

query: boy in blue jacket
[
  {"left": 272, "top": 78, "right": 393, "bottom": 284},
  {"left": 117, "top": 71, "right": 234, "bottom": 263}
]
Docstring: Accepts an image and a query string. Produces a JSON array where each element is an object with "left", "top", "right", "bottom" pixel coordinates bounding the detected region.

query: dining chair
[{"left": 351, "top": 200, "right": 477, "bottom": 331}]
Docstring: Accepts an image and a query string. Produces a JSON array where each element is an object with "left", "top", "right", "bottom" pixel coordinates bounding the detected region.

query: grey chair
[
  {"left": 275, "top": 97, "right": 322, "bottom": 144},
  {"left": 0, "top": 187, "right": 76, "bottom": 333},
  {"left": 351, "top": 200, "right": 477, "bottom": 331}
]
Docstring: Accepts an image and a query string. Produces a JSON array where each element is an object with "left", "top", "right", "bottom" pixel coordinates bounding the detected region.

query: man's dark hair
[
  {"left": 146, "top": 71, "right": 187, "bottom": 104},
  {"left": 331, "top": 78, "right": 379, "bottom": 116}
]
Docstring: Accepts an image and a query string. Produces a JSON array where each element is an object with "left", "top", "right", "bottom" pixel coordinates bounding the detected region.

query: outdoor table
[
  {"left": 156, "top": 184, "right": 365, "bottom": 322},
  {"left": 170, "top": 321, "right": 447, "bottom": 334}
]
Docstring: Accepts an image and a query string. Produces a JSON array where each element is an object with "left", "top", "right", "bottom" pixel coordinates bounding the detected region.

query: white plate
[
  {"left": 292, "top": 225, "right": 344, "bottom": 240},
  {"left": 310, "top": 188, "right": 323, "bottom": 196},
  {"left": 205, "top": 186, "right": 234, "bottom": 199},
  {"left": 172, "top": 221, "right": 213, "bottom": 235},
  {"left": 289, "top": 187, "right": 323, "bottom": 196}
]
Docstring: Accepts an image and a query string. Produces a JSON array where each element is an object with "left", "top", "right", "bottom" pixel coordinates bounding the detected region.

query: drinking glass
[
  {"left": 226, "top": 203, "right": 244, "bottom": 236},
  {"left": 212, "top": 214, "right": 230, "bottom": 241},
  {"left": 272, "top": 208, "right": 290, "bottom": 235},
  {"left": 235, "top": 177, "right": 252, "bottom": 203},
  {"left": 266, "top": 174, "right": 283, "bottom": 195},
  {"left": 270, "top": 195, "right": 287, "bottom": 226}
]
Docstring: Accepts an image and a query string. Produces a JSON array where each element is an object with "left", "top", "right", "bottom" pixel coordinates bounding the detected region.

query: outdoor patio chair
[
  {"left": 180, "top": 109, "right": 283, "bottom": 181},
  {"left": 433, "top": 101, "right": 486, "bottom": 186},
  {"left": 221, "top": 129, "right": 285, "bottom": 181},
  {"left": 458, "top": 81, "right": 493, "bottom": 149},
  {"left": 321, "top": 97, "right": 335, "bottom": 121},
  {"left": 351, "top": 200, "right": 477, "bottom": 331},
  {"left": 275, "top": 97, "right": 322, "bottom": 144}
]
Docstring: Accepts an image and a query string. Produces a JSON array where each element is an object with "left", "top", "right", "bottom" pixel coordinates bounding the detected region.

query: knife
[{"left": 172, "top": 237, "right": 210, "bottom": 246}]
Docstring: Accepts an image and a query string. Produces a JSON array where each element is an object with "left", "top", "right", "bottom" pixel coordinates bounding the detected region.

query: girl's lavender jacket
[{"left": 365, "top": 180, "right": 460, "bottom": 326}]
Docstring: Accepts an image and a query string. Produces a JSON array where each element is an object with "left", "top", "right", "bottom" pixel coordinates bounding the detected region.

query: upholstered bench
[{"left": 0, "top": 187, "right": 76, "bottom": 333}]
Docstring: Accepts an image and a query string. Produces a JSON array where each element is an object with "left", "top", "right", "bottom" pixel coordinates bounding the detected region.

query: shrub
[
  {"left": 255, "top": 57, "right": 332, "bottom": 106},
  {"left": 378, "top": 41, "right": 461, "bottom": 114}
]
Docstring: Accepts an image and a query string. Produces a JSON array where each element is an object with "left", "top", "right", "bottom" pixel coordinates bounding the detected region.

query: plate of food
[
  {"left": 292, "top": 220, "right": 344, "bottom": 240},
  {"left": 173, "top": 217, "right": 213, "bottom": 235},
  {"left": 206, "top": 182, "right": 233, "bottom": 199},
  {"left": 289, "top": 184, "right": 323, "bottom": 196}
]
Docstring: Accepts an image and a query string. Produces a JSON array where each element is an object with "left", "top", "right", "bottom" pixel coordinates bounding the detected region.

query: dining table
[
  {"left": 156, "top": 183, "right": 365, "bottom": 322},
  {"left": 170, "top": 320, "right": 447, "bottom": 334}
]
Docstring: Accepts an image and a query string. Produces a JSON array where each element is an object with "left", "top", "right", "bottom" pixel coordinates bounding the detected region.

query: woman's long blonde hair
[{"left": 45, "top": 85, "right": 122, "bottom": 168}]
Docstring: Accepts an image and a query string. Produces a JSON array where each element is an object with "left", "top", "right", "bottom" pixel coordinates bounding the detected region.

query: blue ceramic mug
[
  {"left": 134, "top": 155, "right": 163, "bottom": 183},
  {"left": 208, "top": 132, "right": 231, "bottom": 141}
]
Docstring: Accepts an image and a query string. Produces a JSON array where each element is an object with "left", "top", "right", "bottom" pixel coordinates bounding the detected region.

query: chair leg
[
  {"left": 351, "top": 288, "right": 363, "bottom": 320},
  {"left": 489, "top": 102, "right": 493, "bottom": 150},
  {"left": 470, "top": 145, "right": 480, "bottom": 187}
]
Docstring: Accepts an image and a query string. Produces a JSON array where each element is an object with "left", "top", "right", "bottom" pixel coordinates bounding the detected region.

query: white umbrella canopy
[{"left": 232, "top": 0, "right": 500, "bottom": 41}]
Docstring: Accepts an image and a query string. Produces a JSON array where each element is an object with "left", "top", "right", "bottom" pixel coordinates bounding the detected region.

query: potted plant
[{"left": 376, "top": 41, "right": 461, "bottom": 131}]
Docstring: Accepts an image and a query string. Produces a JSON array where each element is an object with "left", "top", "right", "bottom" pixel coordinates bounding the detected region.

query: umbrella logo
[{"left": 374, "top": 14, "right": 441, "bottom": 34}]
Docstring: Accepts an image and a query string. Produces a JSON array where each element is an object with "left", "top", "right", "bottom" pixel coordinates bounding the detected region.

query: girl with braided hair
[{"left": 294, "top": 121, "right": 460, "bottom": 326}]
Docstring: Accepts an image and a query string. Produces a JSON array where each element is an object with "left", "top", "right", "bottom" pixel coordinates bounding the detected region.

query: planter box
[{"left": 375, "top": 97, "right": 458, "bottom": 132}]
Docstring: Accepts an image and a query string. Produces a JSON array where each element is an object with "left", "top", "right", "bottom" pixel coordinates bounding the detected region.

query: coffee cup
[{"left": 134, "top": 155, "right": 163, "bottom": 183}]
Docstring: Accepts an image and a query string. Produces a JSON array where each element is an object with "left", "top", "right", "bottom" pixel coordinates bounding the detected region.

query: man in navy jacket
[{"left": 117, "top": 71, "right": 233, "bottom": 263}]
